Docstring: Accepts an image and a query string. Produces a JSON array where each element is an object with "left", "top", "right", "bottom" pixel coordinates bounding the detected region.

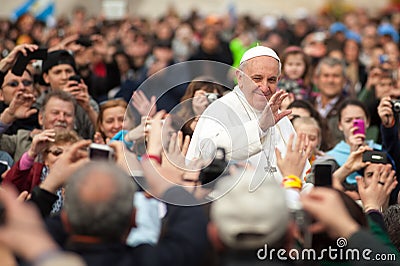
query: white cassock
[{"left": 186, "top": 86, "right": 312, "bottom": 191}]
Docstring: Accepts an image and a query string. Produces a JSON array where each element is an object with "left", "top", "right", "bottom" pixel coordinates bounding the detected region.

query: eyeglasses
[
  {"left": 46, "top": 148, "right": 64, "bottom": 157},
  {"left": 1, "top": 80, "right": 33, "bottom": 88}
]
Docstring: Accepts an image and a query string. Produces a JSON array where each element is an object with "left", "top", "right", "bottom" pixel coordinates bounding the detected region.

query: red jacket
[{"left": 4, "top": 160, "right": 45, "bottom": 193}]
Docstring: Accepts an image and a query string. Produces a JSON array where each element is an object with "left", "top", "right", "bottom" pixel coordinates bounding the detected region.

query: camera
[
  {"left": 362, "top": 150, "right": 388, "bottom": 164},
  {"left": 76, "top": 35, "right": 93, "bottom": 47},
  {"left": 391, "top": 99, "right": 400, "bottom": 113},
  {"left": 204, "top": 93, "right": 219, "bottom": 103},
  {"left": 88, "top": 143, "right": 115, "bottom": 161},
  {"left": 12, "top": 48, "right": 48, "bottom": 76},
  {"left": 144, "top": 118, "right": 165, "bottom": 131},
  {"left": 199, "top": 147, "right": 228, "bottom": 189}
]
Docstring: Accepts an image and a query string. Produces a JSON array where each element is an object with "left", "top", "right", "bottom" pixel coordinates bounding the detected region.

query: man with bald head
[{"left": 186, "top": 46, "right": 310, "bottom": 188}]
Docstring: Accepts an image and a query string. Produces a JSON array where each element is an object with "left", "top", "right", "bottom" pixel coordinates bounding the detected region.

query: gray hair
[
  {"left": 40, "top": 90, "right": 77, "bottom": 114},
  {"left": 314, "top": 57, "right": 346, "bottom": 77},
  {"left": 64, "top": 162, "right": 137, "bottom": 241}
]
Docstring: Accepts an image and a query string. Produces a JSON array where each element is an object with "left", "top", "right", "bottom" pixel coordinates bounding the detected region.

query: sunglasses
[
  {"left": 2, "top": 80, "right": 33, "bottom": 88},
  {"left": 46, "top": 148, "right": 64, "bottom": 157}
]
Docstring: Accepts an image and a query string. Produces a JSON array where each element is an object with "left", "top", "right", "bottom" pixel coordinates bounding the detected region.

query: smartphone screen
[{"left": 313, "top": 164, "right": 332, "bottom": 187}]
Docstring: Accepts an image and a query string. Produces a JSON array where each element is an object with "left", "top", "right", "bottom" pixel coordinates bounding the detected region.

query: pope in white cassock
[{"left": 186, "top": 46, "right": 312, "bottom": 190}]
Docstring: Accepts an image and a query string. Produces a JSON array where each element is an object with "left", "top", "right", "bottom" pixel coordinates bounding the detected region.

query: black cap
[{"left": 42, "top": 50, "right": 76, "bottom": 74}]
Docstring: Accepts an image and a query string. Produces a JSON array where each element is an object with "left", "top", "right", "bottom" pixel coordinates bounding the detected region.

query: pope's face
[{"left": 236, "top": 56, "right": 280, "bottom": 111}]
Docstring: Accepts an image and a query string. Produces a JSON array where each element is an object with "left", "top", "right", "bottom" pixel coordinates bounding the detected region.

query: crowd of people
[{"left": 0, "top": 3, "right": 400, "bottom": 266}]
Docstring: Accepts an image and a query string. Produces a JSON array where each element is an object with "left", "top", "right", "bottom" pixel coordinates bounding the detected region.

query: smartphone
[
  {"left": 313, "top": 164, "right": 332, "bottom": 187},
  {"left": 88, "top": 143, "right": 114, "bottom": 161},
  {"left": 68, "top": 75, "right": 82, "bottom": 83},
  {"left": 12, "top": 48, "right": 48, "bottom": 76},
  {"left": 362, "top": 150, "right": 388, "bottom": 164},
  {"left": 353, "top": 119, "right": 365, "bottom": 136},
  {"left": 76, "top": 35, "right": 92, "bottom": 47}
]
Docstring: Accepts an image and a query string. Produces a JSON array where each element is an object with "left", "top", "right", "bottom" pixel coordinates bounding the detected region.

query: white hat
[
  {"left": 210, "top": 168, "right": 289, "bottom": 249},
  {"left": 239, "top": 46, "right": 281, "bottom": 70}
]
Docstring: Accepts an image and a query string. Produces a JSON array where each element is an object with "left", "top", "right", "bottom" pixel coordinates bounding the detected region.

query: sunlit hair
[
  {"left": 292, "top": 116, "right": 322, "bottom": 147},
  {"left": 96, "top": 98, "right": 128, "bottom": 139},
  {"left": 177, "top": 76, "right": 226, "bottom": 136}
]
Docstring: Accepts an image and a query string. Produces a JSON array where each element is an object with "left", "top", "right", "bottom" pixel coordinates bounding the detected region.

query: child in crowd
[{"left": 278, "top": 46, "right": 313, "bottom": 108}]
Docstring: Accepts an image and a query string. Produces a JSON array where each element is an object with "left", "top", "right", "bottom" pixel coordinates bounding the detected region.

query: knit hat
[{"left": 42, "top": 50, "right": 76, "bottom": 74}]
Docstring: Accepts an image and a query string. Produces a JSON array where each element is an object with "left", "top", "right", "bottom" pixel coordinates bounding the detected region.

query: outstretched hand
[
  {"left": 0, "top": 91, "right": 37, "bottom": 125},
  {"left": 356, "top": 164, "right": 397, "bottom": 212},
  {"left": 275, "top": 133, "right": 312, "bottom": 178},
  {"left": 28, "top": 129, "right": 56, "bottom": 159},
  {"left": 259, "top": 90, "right": 291, "bottom": 131},
  {"left": 131, "top": 90, "right": 157, "bottom": 117}
]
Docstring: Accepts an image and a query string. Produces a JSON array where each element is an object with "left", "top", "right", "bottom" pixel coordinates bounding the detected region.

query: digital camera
[
  {"left": 88, "top": 143, "right": 115, "bottom": 161},
  {"left": 199, "top": 147, "right": 228, "bottom": 189},
  {"left": 391, "top": 99, "right": 400, "bottom": 113},
  {"left": 205, "top": 93, "right": 219, "bottom": 103}
]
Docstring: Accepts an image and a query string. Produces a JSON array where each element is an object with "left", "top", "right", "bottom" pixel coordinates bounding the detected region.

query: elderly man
[
  {"left": 311, "top": 57, "right": 347, "bottom": 145},
  {"left": 186, "top": 46, "right": 310, "bottom": 187},
  {"left": 0, "top": 90, "right": 76, "bottom": 161}
]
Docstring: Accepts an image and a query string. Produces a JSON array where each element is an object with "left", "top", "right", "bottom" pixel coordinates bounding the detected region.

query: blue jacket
[{"left": 327, "top": 140, "right": 382, "bottom": 184}]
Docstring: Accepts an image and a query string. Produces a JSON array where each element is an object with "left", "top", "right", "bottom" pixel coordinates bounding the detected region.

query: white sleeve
[{"left": 186, "top": 113, "right": 264, "bottom": 162}]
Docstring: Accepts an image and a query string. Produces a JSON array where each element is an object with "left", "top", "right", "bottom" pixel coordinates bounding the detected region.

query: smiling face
[
  {"left": 99, "top": 106, "right": 126, "bottom": 139},
  {"left": 1, "top": 70, "right": 34, "bottom": 105},
  {"left": 315, "top": 64, "right": 345, "bottom": 99},
  {"left": 236, "top": 56, "right": 280, "bottom": 111},
  {"left": 39, "top": 97, "right": 75, "bottom": 131}
]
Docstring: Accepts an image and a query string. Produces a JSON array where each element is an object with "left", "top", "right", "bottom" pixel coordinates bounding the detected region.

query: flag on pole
[{"left": 11, "top": 0, "right": 55, "bottom": 26}]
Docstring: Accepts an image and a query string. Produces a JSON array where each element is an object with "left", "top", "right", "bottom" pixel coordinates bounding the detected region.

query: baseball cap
[
  {"left": 239, "top": 46, "right": 281, "bottom": 70},
  {"left": 377, "top": 23, "right": 399, "bottom": 43},
  {"left": 210, "top": 168, "right": 290, "bottom": 249},
  {"left": 346, "top": 30, "right": 361, "bottom": 44},
  {"left": 329, "top": 22, "right": 347, "bottom": 35},
  {"left": 42, "top": 50, "right": 77, "bottom": 74}
]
